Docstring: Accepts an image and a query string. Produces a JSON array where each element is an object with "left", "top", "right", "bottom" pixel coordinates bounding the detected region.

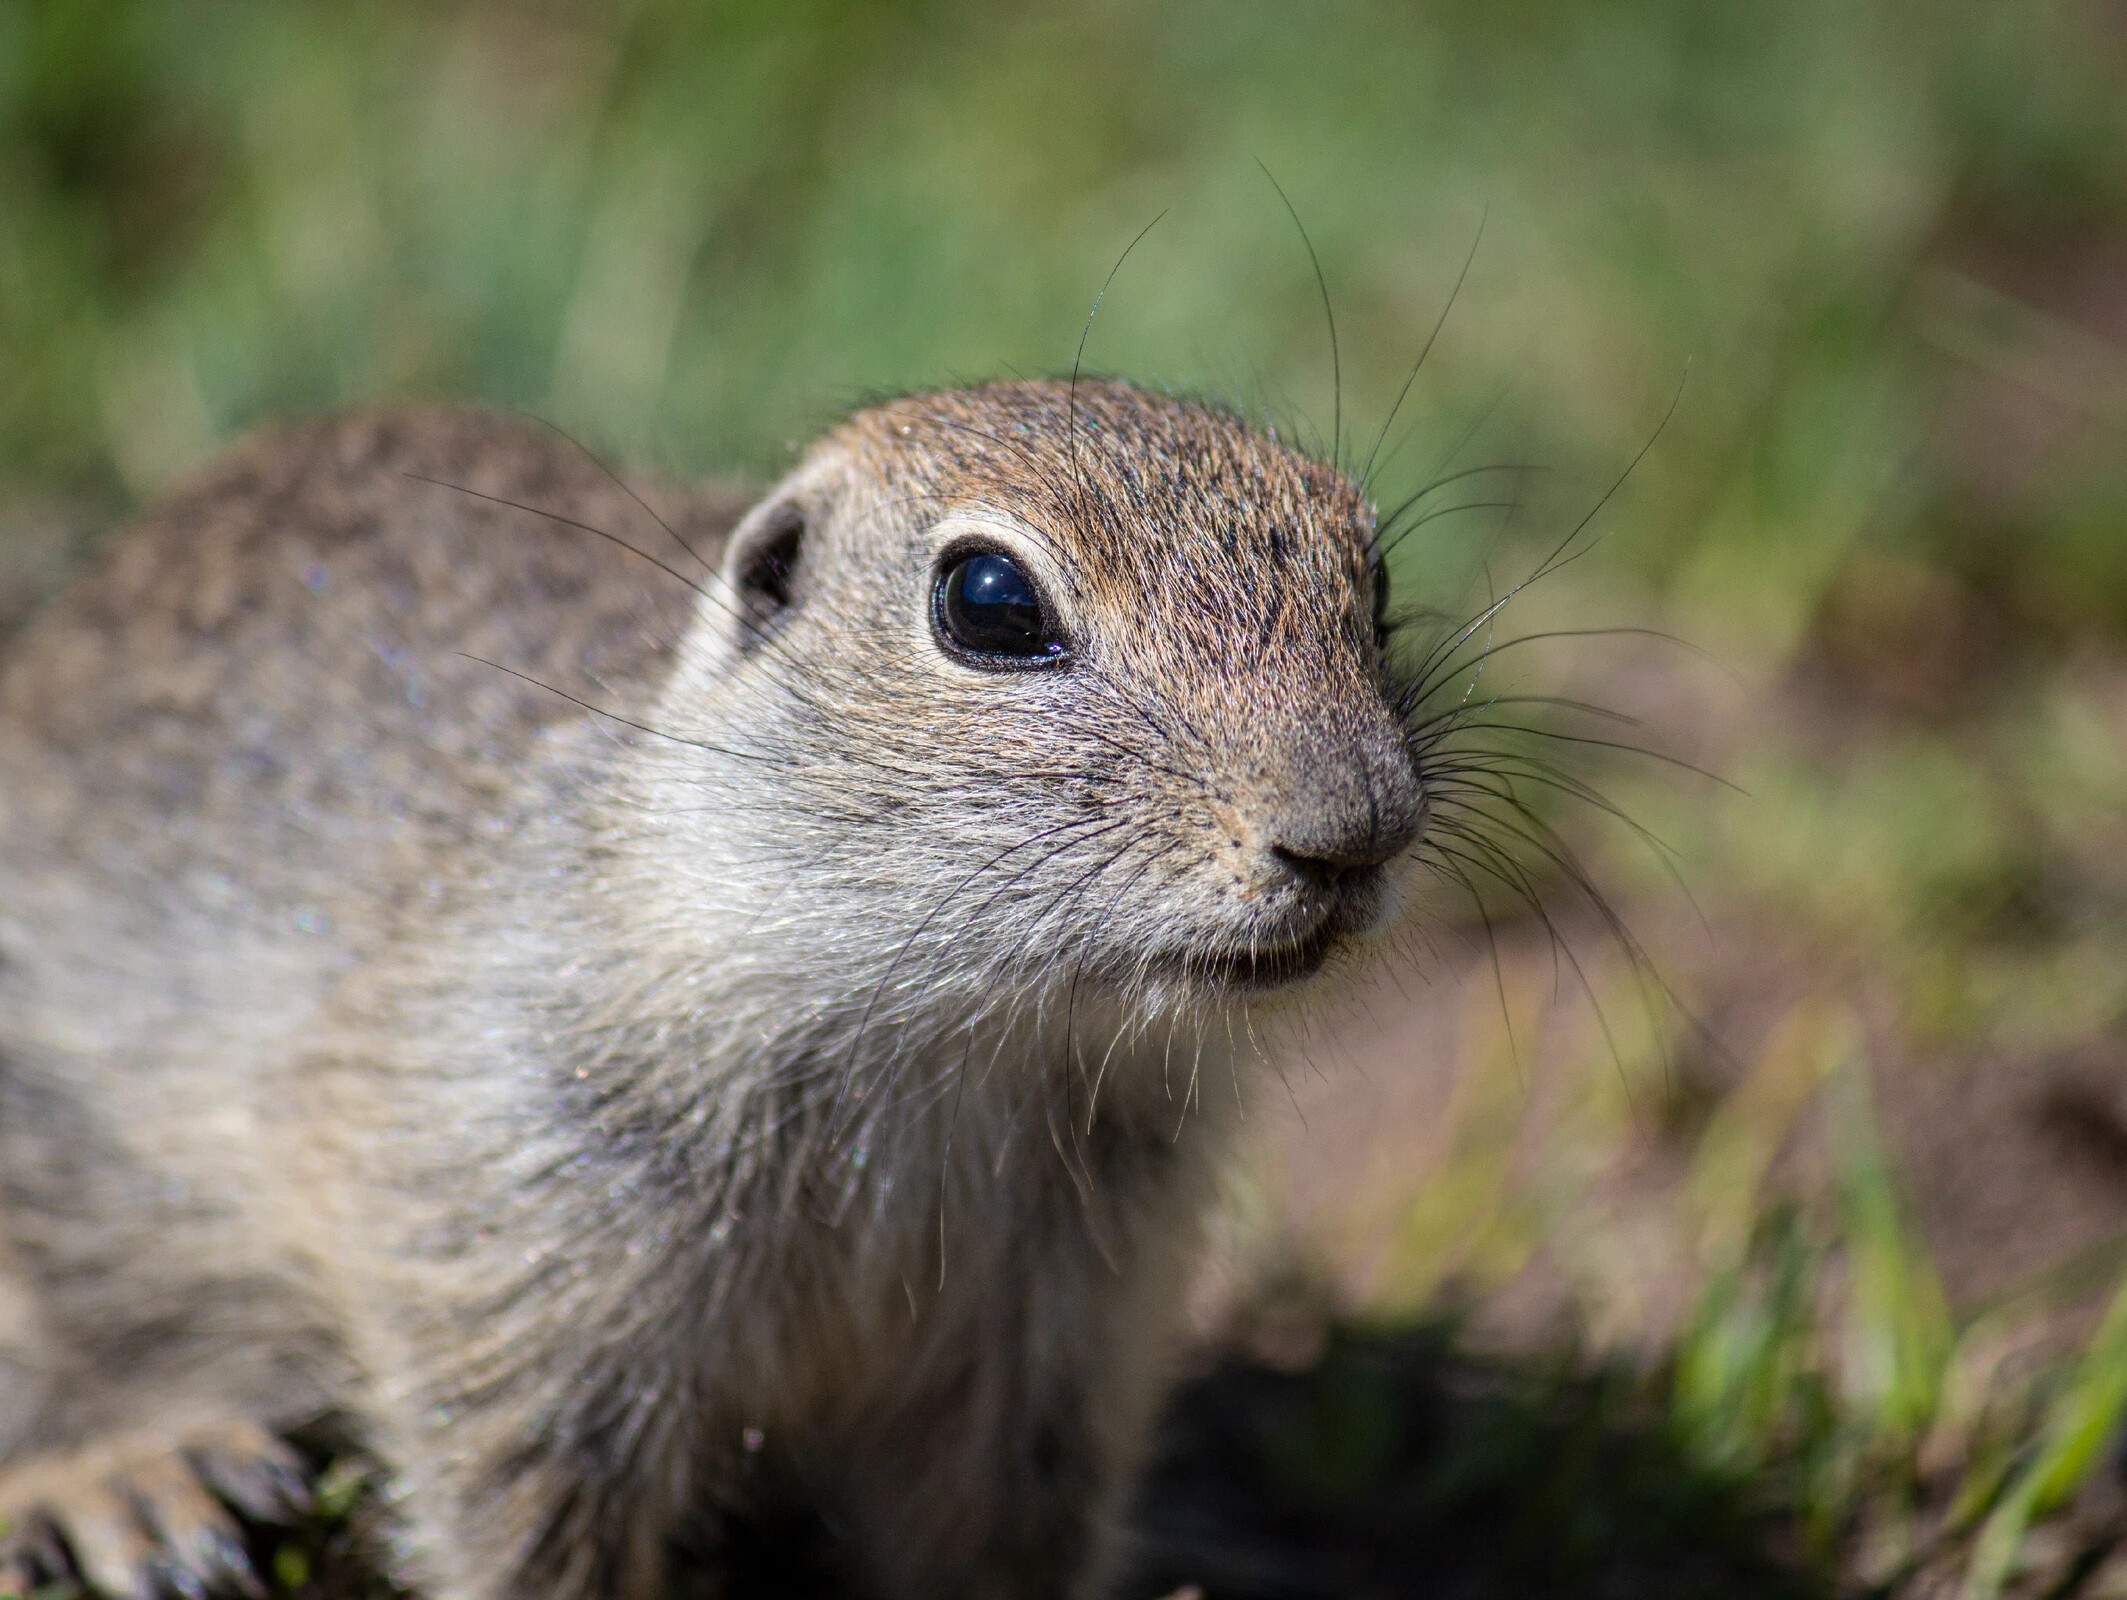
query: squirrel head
[{"left": 644, "top": 379, "right": 1426, "bottom": 1033}]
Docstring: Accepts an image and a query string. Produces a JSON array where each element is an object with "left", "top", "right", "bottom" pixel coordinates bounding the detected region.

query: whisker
[
  {"left": 452, "top": 654, "right": 784, "bottom": 767},
  {"left": 1379, "top": 498, "right": 1525, "bottom": 558},
  {"left": 1070, "top": 213, "right": 1168, "bottom": 509},
  {"left": 405, "top": 473, "right": 714, "bottom": 603},
  {"left": 827, "top": 815, "right": 1123, "bottom": 1147},
  {"left": 1360, "top": 207, "right": 1487, "bottom": 491},
  {"left": 408, "top": 471, "right": 850, "bottom": 730},
  {"left": 506, "top": 409, "right": 719, "bottom": 576},
  {"left": 1257, "top": 159, "right": 1342, "bottom": 469}
]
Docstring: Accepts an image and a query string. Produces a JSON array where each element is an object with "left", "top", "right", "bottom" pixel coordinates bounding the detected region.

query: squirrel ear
[{"left": 720, "top": 494, "right": 808, "bottom": 653}]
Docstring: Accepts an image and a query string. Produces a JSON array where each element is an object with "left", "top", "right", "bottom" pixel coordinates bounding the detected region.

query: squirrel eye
[{"left": 934, "top": 549, "right": 1068, "bottom": 664}]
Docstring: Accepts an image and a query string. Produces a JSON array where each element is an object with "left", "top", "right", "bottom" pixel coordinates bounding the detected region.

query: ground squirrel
[{"left": 0, "top": 381, "right": 1429, "bottom": 1599}]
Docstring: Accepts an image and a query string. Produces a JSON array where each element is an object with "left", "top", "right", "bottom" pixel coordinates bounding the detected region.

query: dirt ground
[{"left": 1244, "top": 911, "right": 2127, "bottom": 1354}]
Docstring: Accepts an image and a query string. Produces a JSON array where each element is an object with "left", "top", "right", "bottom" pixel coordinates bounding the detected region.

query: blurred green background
[{"left": 4, "top": 1, "right": 2127, "bottom": 1595}]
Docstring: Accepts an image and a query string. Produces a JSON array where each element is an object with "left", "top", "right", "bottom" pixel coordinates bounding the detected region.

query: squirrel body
[{"left": 0, "top": 384, "right": 1423, "bottom": 1599}]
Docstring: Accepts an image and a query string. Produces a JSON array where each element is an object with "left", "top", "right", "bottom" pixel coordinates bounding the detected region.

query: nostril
[
  {"left": 1269, "top": 843, "right": 1371, "bottom": 890},
  {"left": 1262, "top": 740, "right": 1427, "bottom": 891},
  {"left": 1267, "top": 793, "right": 1425, "bottom": 890}
]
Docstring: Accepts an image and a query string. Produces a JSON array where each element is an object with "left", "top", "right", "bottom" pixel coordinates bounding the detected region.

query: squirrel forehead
[{"left": 828, "top": 381, "right": 1377, "bottom": 598}]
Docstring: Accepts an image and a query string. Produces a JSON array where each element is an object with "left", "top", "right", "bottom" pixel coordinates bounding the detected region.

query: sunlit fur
[{"left": 0, "top": 382, "right": 1441, "bottom": 1599}]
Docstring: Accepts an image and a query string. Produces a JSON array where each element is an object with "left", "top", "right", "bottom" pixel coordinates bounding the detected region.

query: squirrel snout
[{"left": 1260, "top": 734, "right": 1425, "bottom": 891}]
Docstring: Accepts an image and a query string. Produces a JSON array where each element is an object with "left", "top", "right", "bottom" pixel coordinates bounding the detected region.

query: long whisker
[
  {"left": 452, "top": 654, "right": 784, "bottom": 767},
  {"left": 507, "top": 409, "right": 719, "bottom": 576},
  {"left": 406, "top": 473, "right": 714, "bottom": 601},
  {"left": 1360, "top": 206, "right": 1486, "bottom": 490},
  {"left": 1257, "top": 159, "right": 1341, "bottom": 468},
  {"left": 1379, "top": 498, "right": 1524, "bottom": 558},
  {"left": 407, "top": 472, "right": 848, "bottom": 731},
  {"left": 826, "top": 815, "right": 1123, "bottom": 1146},
  {"left": 1069, "top": 212, "right": 1168, "bottom": 508}
]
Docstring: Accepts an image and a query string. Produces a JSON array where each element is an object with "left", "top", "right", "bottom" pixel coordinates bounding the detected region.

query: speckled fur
[{"left": 0, "top": 382, "right": 1423, "bottom": 1599}]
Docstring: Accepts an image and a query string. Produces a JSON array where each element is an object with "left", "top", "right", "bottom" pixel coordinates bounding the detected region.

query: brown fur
[{"left": 0, "top": 382, "right": 1423, "bottom": 1598}]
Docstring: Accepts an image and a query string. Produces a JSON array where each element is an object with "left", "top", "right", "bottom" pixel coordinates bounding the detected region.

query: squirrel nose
[
  {"left": 1270, "top": 834, "right": 1405, "bottom": 889},
  {"left": 1263, "top": 733, "right": 1425, "bottom": 889}
]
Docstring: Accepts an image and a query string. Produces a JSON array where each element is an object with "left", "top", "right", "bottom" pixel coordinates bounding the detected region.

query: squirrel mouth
[{"left": 1176, "top": 917, "right": 1349, "bottom": 992}]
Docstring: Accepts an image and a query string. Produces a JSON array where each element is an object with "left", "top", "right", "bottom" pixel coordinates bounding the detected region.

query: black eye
[{"left": 934, "top": 549, "right": 1068, "bottom": 664}]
